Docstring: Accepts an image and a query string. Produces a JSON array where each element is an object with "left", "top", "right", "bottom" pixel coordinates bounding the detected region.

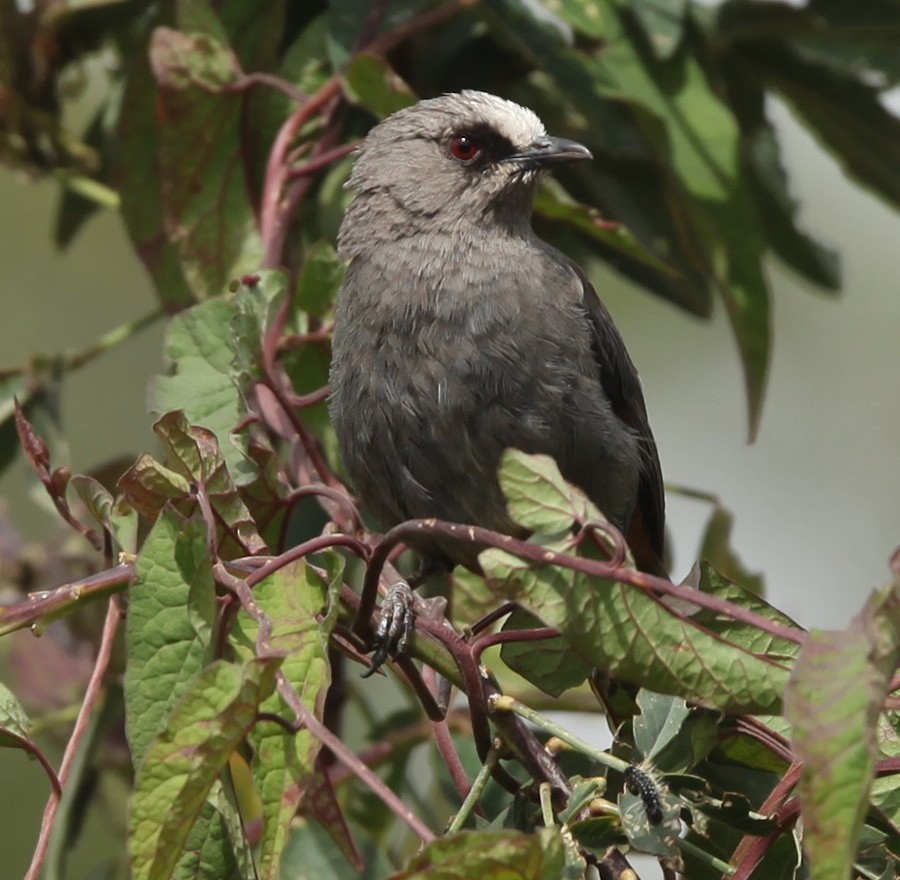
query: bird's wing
[{"left": 569, "top": 260, "right": 666, "bottom": 574}]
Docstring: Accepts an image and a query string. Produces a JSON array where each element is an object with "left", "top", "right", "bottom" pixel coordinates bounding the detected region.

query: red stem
[{"left": 25, "top": 596, "right": 122, "bottom": 880}]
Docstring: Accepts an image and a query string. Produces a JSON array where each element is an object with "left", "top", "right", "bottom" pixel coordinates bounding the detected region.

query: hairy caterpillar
[{"left": 624, "top": 765, "right": 663, "bottom": 826}]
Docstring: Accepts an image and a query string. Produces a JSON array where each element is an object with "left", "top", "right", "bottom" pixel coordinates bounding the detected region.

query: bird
[{"left": 329, "top": 90, "right": 665, "bottom": 580}]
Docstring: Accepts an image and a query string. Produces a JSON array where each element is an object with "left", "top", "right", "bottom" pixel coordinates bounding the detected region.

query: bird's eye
[{"left": 449, "top": 134, "right": 482, "bottom": 162}]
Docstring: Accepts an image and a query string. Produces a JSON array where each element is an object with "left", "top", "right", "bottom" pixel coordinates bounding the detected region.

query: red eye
[{"left": 449, "top": 134, "right": 481, "bottom": 162}]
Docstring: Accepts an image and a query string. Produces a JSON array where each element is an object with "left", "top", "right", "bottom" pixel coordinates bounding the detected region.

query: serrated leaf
[
  {"left": 784, "top": 580, "right": 900, "bottom": 880},
  {"left": 389, "top": 829, "right": 569, "bottom": 880},
  {"left": 695, "top": 562, "right": 799, "bottom": 661},
  {"left": 172, "top": 784, "right": 253, "bottom": 880},
  {"left": 130, "top": 657, "right": 280, "bottom": 880},
  {"left": 150, "top": 296, "right": 255, "bottom": 484},
  {"left": 696, "top": 497, "right": 766, "bottom": 597},
  {"left": 744, "top": 123, "right": 840, "bottom": 292},
  {"left": 124, "top": 509, "right": 216, "bottom": 764},
  {"left": 231, "top": 553, "right": 344, "bottom": 880}
]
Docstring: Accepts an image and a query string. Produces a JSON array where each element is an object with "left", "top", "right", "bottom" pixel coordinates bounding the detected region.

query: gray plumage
[{"left": 329, "top": 91, "right": 665, "bottom": 574}]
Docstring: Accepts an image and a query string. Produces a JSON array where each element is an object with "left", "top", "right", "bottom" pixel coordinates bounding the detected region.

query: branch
[{"left": 0, "top": 562, "right": 135, "bottom": 636}]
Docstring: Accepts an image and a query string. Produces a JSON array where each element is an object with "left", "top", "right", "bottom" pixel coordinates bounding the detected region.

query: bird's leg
[{"left": 363, "top": 556, "right": 451, "bottom": 677}]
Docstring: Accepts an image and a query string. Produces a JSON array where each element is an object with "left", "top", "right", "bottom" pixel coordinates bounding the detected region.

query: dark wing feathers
[{"left": 570, "top": 261, "right": 666, "bottom": 573}]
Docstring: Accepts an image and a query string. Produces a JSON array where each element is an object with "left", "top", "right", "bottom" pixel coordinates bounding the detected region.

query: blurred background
[{"left": 2, "top": 95, "right": 897, "bottom": 631}]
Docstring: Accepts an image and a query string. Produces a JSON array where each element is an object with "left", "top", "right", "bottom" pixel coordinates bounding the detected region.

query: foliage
[{"left": 1, "top": 1, "right": 900, "bottom": 878}]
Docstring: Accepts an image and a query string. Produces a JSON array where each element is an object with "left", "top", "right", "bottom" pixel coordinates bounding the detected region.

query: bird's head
[{"left": 340, "top": 91, "right": 592, "bottom": 246}]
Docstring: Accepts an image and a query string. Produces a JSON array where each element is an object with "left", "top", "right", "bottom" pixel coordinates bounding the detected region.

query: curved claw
[{"left": 362, "top": 581, "right": 416, "bottom": 678}]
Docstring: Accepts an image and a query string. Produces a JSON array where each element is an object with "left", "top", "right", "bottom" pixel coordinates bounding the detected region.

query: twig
[
  {"left": 286, "top": 142, "right": 359, "bottom": 180},
  {"left": 24, "top": 595, "right": 122, "bottom": 880},
  {"left": 446, "top": 745, "right": 499, "bottom": 833},
  {"left": 489, "top": 694, "right": 630, "bottom": 777},
  {"left": 0, "top": 562, "right": 135, "bottom": 636}
]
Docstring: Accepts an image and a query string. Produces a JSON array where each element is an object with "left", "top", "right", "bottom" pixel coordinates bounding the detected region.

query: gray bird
[{"left": 329, "top": 91, "right": 665, "bottom": 576}]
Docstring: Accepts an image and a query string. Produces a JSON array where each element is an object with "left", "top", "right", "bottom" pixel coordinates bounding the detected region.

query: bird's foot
[
  {"left": 364, "top": 581, "right": 416, "bottom": 677},
  {"left": 363, "top": 582, "right": 448, "bottom": 678}
]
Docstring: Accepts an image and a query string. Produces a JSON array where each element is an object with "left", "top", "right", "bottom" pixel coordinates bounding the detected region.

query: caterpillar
[{"left": 624, "top": 765, "right": 663, "bottom": 826}]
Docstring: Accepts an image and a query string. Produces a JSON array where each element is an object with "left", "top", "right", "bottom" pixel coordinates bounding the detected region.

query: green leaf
[
  {"left": 389, "top": 829, "right": 569, "bottom": 880},
  {"left": 632, "top": 690, "right": 718, "bottom": 774},
  {"left": 341, "top": 53, "right": 417, "bottom": 119},
  {"left": 0, "top": 681, "right": 31, "bottom": 746},
  {"left": 482, "top": 454, "right": 791, "bottom": 713},
  {"left": 130, "top": 657, "right": 280, "bottom": 880},
  {"left": 115, "top": 8, "right": 195, "bottom": 310},
  {"left": 533, "top": 183, "right": 676, "bottom": 276},
  {"left": 784, "top": 580, "right": 900, "bottom": 880},
  {"left": 633, "top": 690, "right": 690, "bottom": 760},
  {"left": 695, "top": 563, "right": 799, "bottom": 662},
  {"left": 148, "top": 25, "right": 263, "bottom": 300},
  {"left": 124, "top": 509, "right": 216, "bottom": 764},
  {"left": 500, "top": 607, "right": 591, "bottom": 697},
  {"left": 119, "top": 411, "right": 267, "bottom": 557},
  {"left": 744, "top": 124, "right": 841, "bottom": 292},
  {"left": 231, "top": 553, "right": 343, "bottom": 880},
  {"left": 151, "top": 297, "right": 252, "bottom": 477},
  {"left": 728, "top": 37, "right": 900, "bottom": 213},
  {"left": 496, "top": 449, "right": 603, "bottom": 536},
  {"left": 696, "top": 497, "right": 765, "bottom": 598}
]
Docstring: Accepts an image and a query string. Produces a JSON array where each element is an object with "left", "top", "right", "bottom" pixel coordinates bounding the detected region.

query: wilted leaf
[
  {"left": 119, "top": 411, "right": 266, "bottom": 557},
  {"left": 148, "top": 24, "right": 263, "bottom": 300},
  {"left": 784, "top": 581, "right": 900, "bottom": 880}
]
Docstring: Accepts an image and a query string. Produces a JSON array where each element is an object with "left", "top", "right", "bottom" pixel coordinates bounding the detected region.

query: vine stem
[
  {"left": 354, "top": 518, "right": 806, "bottom": 648},
  {"left": 24, "top": 595, "right": 123, "bottom": 880}
]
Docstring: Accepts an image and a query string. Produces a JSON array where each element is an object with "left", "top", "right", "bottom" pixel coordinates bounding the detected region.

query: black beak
[{"left": 502, "top": 135, "right": 593, "bottom": 167}]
